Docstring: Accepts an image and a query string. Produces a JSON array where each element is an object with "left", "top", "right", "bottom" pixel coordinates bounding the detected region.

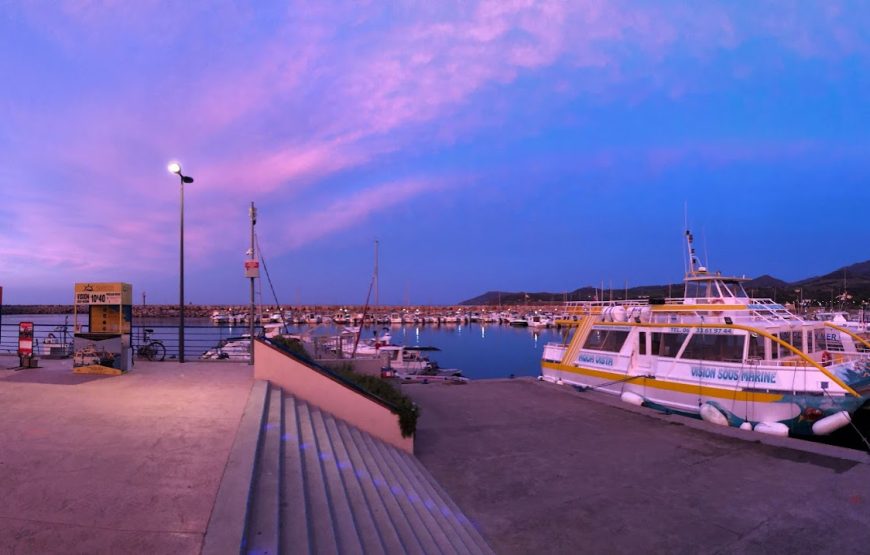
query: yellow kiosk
[{"left": 73, "top": 282, "right": 133, "bottom": 375}]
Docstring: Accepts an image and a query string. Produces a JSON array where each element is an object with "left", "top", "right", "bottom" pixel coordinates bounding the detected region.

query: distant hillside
[{"left": 459, "top": 260, "right": 870, "bottom": 307}]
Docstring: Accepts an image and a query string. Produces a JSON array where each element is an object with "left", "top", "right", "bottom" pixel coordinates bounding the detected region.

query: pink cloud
[
  {"left": 2, "top": 0, "right": 867, "bottom": 292},
  {"left": 278, "top": 178, "right": 449, "bottom": 249}
]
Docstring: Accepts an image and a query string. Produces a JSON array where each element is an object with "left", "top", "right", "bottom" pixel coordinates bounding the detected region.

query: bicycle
[{"left": 137, "top": 329, "right": 166, "bottom": 361}]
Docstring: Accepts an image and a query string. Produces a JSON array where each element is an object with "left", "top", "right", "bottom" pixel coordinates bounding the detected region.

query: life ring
[{"left": 821, "top": 351, "right": 832, "bottom": 364}]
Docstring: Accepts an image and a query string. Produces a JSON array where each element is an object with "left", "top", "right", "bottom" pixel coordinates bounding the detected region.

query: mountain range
[{"left": 460, "top": 260, "right": 870, "bottom": 307}]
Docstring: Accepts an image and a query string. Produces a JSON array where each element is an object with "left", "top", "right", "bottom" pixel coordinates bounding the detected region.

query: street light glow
[{"left": 168, "top": 161, "right": 181, "bottom": 174}]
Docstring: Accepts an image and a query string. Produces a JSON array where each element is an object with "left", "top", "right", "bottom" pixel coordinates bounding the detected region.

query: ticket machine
[{"left": 73, "top": 282, "right": 133, "bottom": 374}]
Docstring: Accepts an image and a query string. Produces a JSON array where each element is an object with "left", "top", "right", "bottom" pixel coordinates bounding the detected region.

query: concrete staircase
[{"left": 206, "top": 382, "right": 493, "bottom": 555}]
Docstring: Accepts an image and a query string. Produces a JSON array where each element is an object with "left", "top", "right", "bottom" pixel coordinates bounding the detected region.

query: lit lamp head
[{"left": 168, "top": 161, "right": 194, "bottom": 183}]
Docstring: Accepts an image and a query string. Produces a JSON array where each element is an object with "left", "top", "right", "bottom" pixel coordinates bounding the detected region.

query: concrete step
[
  {"left": 202, "top": 380, "right": 269, "bottom": 555},
  {"left": 280, "top": 395, "right": 310, "bottom": 554},
  {"left": 244, "top": 387, "right": 283, "bottom": 554},
  {"left": 307, "top": 406, "right": 364, "bottom": 554},
  {"left": 296, "top": 400, "right": 339, "bottom": 554},
  {"left": 360, "top": 430, "right": 461, "bottom": 555},
  {"left": 320, "top": 413, "right": 393, "bottom": 554},
  {"left": 236, "top": 387, "right": 493, "bottom": 555},
  {"left": 335, "top": 420, "right": 425, "bottom": 554},
  {"left": 376, "top": 439, "right": 483, "bottom": 555},
  {"left": 389, "top": 443, "right": 494, "bottom": 555},
  {"left": 346, "top": 425, "right": 446, "bottom": 554}
]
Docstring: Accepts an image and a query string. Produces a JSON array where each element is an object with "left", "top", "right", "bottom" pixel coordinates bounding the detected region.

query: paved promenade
[
  {"left": 0, "top": 358, "right": 253, "bottom": 554},
  {"left": 406, "top": 378, "right": 870, "bottom": 555}
]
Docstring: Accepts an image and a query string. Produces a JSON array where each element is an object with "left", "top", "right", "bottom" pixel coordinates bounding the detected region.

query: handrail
[{"left": 259, "top": 338, "right": 402, "bottom": 416}]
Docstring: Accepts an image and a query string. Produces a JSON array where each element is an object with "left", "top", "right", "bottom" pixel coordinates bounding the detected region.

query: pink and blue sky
[{"left": 1, "top": 1, "right": 868, "bottom": 305}]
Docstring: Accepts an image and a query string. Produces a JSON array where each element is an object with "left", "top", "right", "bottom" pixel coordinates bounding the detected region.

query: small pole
[
  {"left": 179, "top": 177, "right": 185, "bottom": 363},
  {"left": 249, "top": 202, "right": 257, "bottom": 365}
]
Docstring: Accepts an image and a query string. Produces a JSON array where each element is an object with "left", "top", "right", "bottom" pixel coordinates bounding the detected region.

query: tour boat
[{"left": 541, "top": 231, "right": 870, "bottom": 437}]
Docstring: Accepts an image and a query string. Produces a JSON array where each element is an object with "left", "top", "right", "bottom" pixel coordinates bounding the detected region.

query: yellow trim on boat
[
  {"left": 553, "top": 320, "right": 860, "bottom": 397},
  {"left": 542, "top": 361, "right": 784, "bottom": 403},
  {"left": 823, "top": 322, "right": 870, "bottom": 351}
]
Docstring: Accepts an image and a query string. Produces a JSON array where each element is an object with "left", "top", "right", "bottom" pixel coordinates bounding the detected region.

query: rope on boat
[
  {"left": 822, "top": 388, "right": 870, "bottom": 454},
  {"left": 573, "top": 374, "right": 646, "bottom": 392}
]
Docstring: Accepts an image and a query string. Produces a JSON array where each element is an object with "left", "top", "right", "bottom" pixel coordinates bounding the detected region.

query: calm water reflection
[{"left": 1, "top": 315, "right": 560, "bottom": 379}]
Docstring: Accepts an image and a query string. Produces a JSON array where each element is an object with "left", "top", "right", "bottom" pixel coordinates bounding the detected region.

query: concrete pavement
[
  {"left": 406, "top": 378, "right": 870, "bottom": 555},
  {"left": 0, "top": 357, "right": 254, "bottom": 554}
]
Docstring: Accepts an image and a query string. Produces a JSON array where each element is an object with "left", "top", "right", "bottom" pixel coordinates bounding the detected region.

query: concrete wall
[{"left": 254, "top": 341, "right": 413, "bottom": 453}]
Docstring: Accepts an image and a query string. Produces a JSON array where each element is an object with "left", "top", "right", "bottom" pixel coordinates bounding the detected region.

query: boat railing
[{"left": 564, "top": 299, "right": 651, "bottom": 315}]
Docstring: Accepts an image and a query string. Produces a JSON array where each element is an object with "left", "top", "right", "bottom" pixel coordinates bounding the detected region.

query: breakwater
[{"left": 1, "top": 304, "right": 565, "bottom": 318}]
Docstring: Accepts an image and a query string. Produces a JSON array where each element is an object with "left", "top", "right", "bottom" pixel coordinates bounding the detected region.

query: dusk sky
[{"left": 1, "top": 1, "right": 868, "bottom": 305}]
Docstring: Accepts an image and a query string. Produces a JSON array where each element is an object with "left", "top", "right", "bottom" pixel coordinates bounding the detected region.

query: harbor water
[{"left": 0, "top": 314, "right": 561, "bottom": 379}]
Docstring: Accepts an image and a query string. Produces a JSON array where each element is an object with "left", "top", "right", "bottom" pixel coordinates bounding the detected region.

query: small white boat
[
  {"left": 377, "top": 345, "right": 466, "bottom": 382},
  {"left": 201, "top": 336, "right": 251, "bottom": 360}
]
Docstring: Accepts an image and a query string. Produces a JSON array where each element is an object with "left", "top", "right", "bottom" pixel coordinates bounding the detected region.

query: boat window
[
  {"left": 776, "top": 330, "right": 803, "bottom": 355},
  {"left": 583, "top": 329, "right": 629, "bottom": 352},
  {"left": 651, "top": 332, "right": 688, "bottom": 358},
  {"left": 682, "top": 333, "right": 745, "bottom": 362},
  {"left": 721, "top": 281, "right": 748, "bottom": 298},
  {"left": 815, "top": 329, "right": 844, "bottom": 352},
  {"left": 747, "top": 333, "right": 765, "bottom": 359},
  {"left": 638, "top": 332, "right": 646, "bottom": 355}
]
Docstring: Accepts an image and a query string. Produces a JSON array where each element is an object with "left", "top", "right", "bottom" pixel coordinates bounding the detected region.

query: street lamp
[{"left": 168, "top": 161, "right": 194, "bottom": 363}]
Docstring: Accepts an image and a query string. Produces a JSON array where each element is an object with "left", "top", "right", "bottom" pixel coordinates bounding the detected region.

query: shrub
[
  {"left": 270, "top": 336, "right": 311, "bottom": 361},
  {"left": 332, "top": 366, "right": 420, "bottom": 438},
  {"left": 268, "top": 337, "right": 419, "bottom": 437}
]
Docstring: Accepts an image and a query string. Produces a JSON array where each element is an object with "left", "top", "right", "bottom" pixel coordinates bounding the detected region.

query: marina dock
[
  {"left": 1, "top": 358, "right": 868, "bottom": 553},
  {"left": 406, "top": 379, "right": 870, "bottom": 555},
  {"left": 0, "top": 358, "right": 253, "bottom": 553}
]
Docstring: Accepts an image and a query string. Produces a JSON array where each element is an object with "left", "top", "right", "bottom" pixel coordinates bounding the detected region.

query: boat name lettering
[
  {"left": 690, "top": 366, "right": 776, "bottom": 384},
  {"left": 579, "top": 354, "right": 614, "bottom": 366},
  {"left": 669, "top": 327, "right": 733, "bottom": 335}
]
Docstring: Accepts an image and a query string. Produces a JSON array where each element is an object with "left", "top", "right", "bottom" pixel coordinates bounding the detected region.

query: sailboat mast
[{"left": 374, "top": 239, "right": 379, "bottom": 308}]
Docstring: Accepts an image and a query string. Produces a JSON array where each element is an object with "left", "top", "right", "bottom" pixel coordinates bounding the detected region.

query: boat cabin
[{"left": 682, "top": 268, "right": 749, "bottom": 306}]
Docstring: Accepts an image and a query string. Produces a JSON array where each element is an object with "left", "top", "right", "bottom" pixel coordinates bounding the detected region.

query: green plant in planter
[
  {"left": 270, "top": 336, "right": 311, "bottom": 360},
  {"left": 268, "top": 337, "right": 419, "bottom": 437},
  {"left": 332, "top": 366, "right": 420, "bottom": 438}
]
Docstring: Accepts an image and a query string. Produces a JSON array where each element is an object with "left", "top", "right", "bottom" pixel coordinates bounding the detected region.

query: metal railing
[{"left": 0, "top": 323, "right": 261, "bottom": 362}]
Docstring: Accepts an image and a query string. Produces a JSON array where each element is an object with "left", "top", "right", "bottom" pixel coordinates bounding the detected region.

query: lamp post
[{"left": 168, "top": 162, "right": 194, "bottom": 363}]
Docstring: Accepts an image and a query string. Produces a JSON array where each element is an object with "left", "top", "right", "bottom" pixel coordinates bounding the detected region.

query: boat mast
[
  {"left": 685, "top": 229, "right": 699, "bottom": 276},
  {"left": 374, "top": 239, "right": 379, "bottom": 309}
]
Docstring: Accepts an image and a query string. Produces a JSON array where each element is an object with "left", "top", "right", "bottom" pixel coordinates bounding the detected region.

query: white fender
[
  {"left": 620, "top": 391, "right": 645, "bottom": 406},
  {"left": 699, "top": 402, "right": 729, "bottom": 426},
  {"left": 812, "top": 411, "right": 851, "bottom": 436},
  {"left": 611, "top": 306, "right": 627, "bottom": 323},
  {"left": 754, "top": 422, "right": 789, "bottom": 437},
  {"left": 556, "top": 378, "right": 564, "bottom": 385},
  {"left": 739, "top": 422, "right": 753, "bottom": 431}
]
